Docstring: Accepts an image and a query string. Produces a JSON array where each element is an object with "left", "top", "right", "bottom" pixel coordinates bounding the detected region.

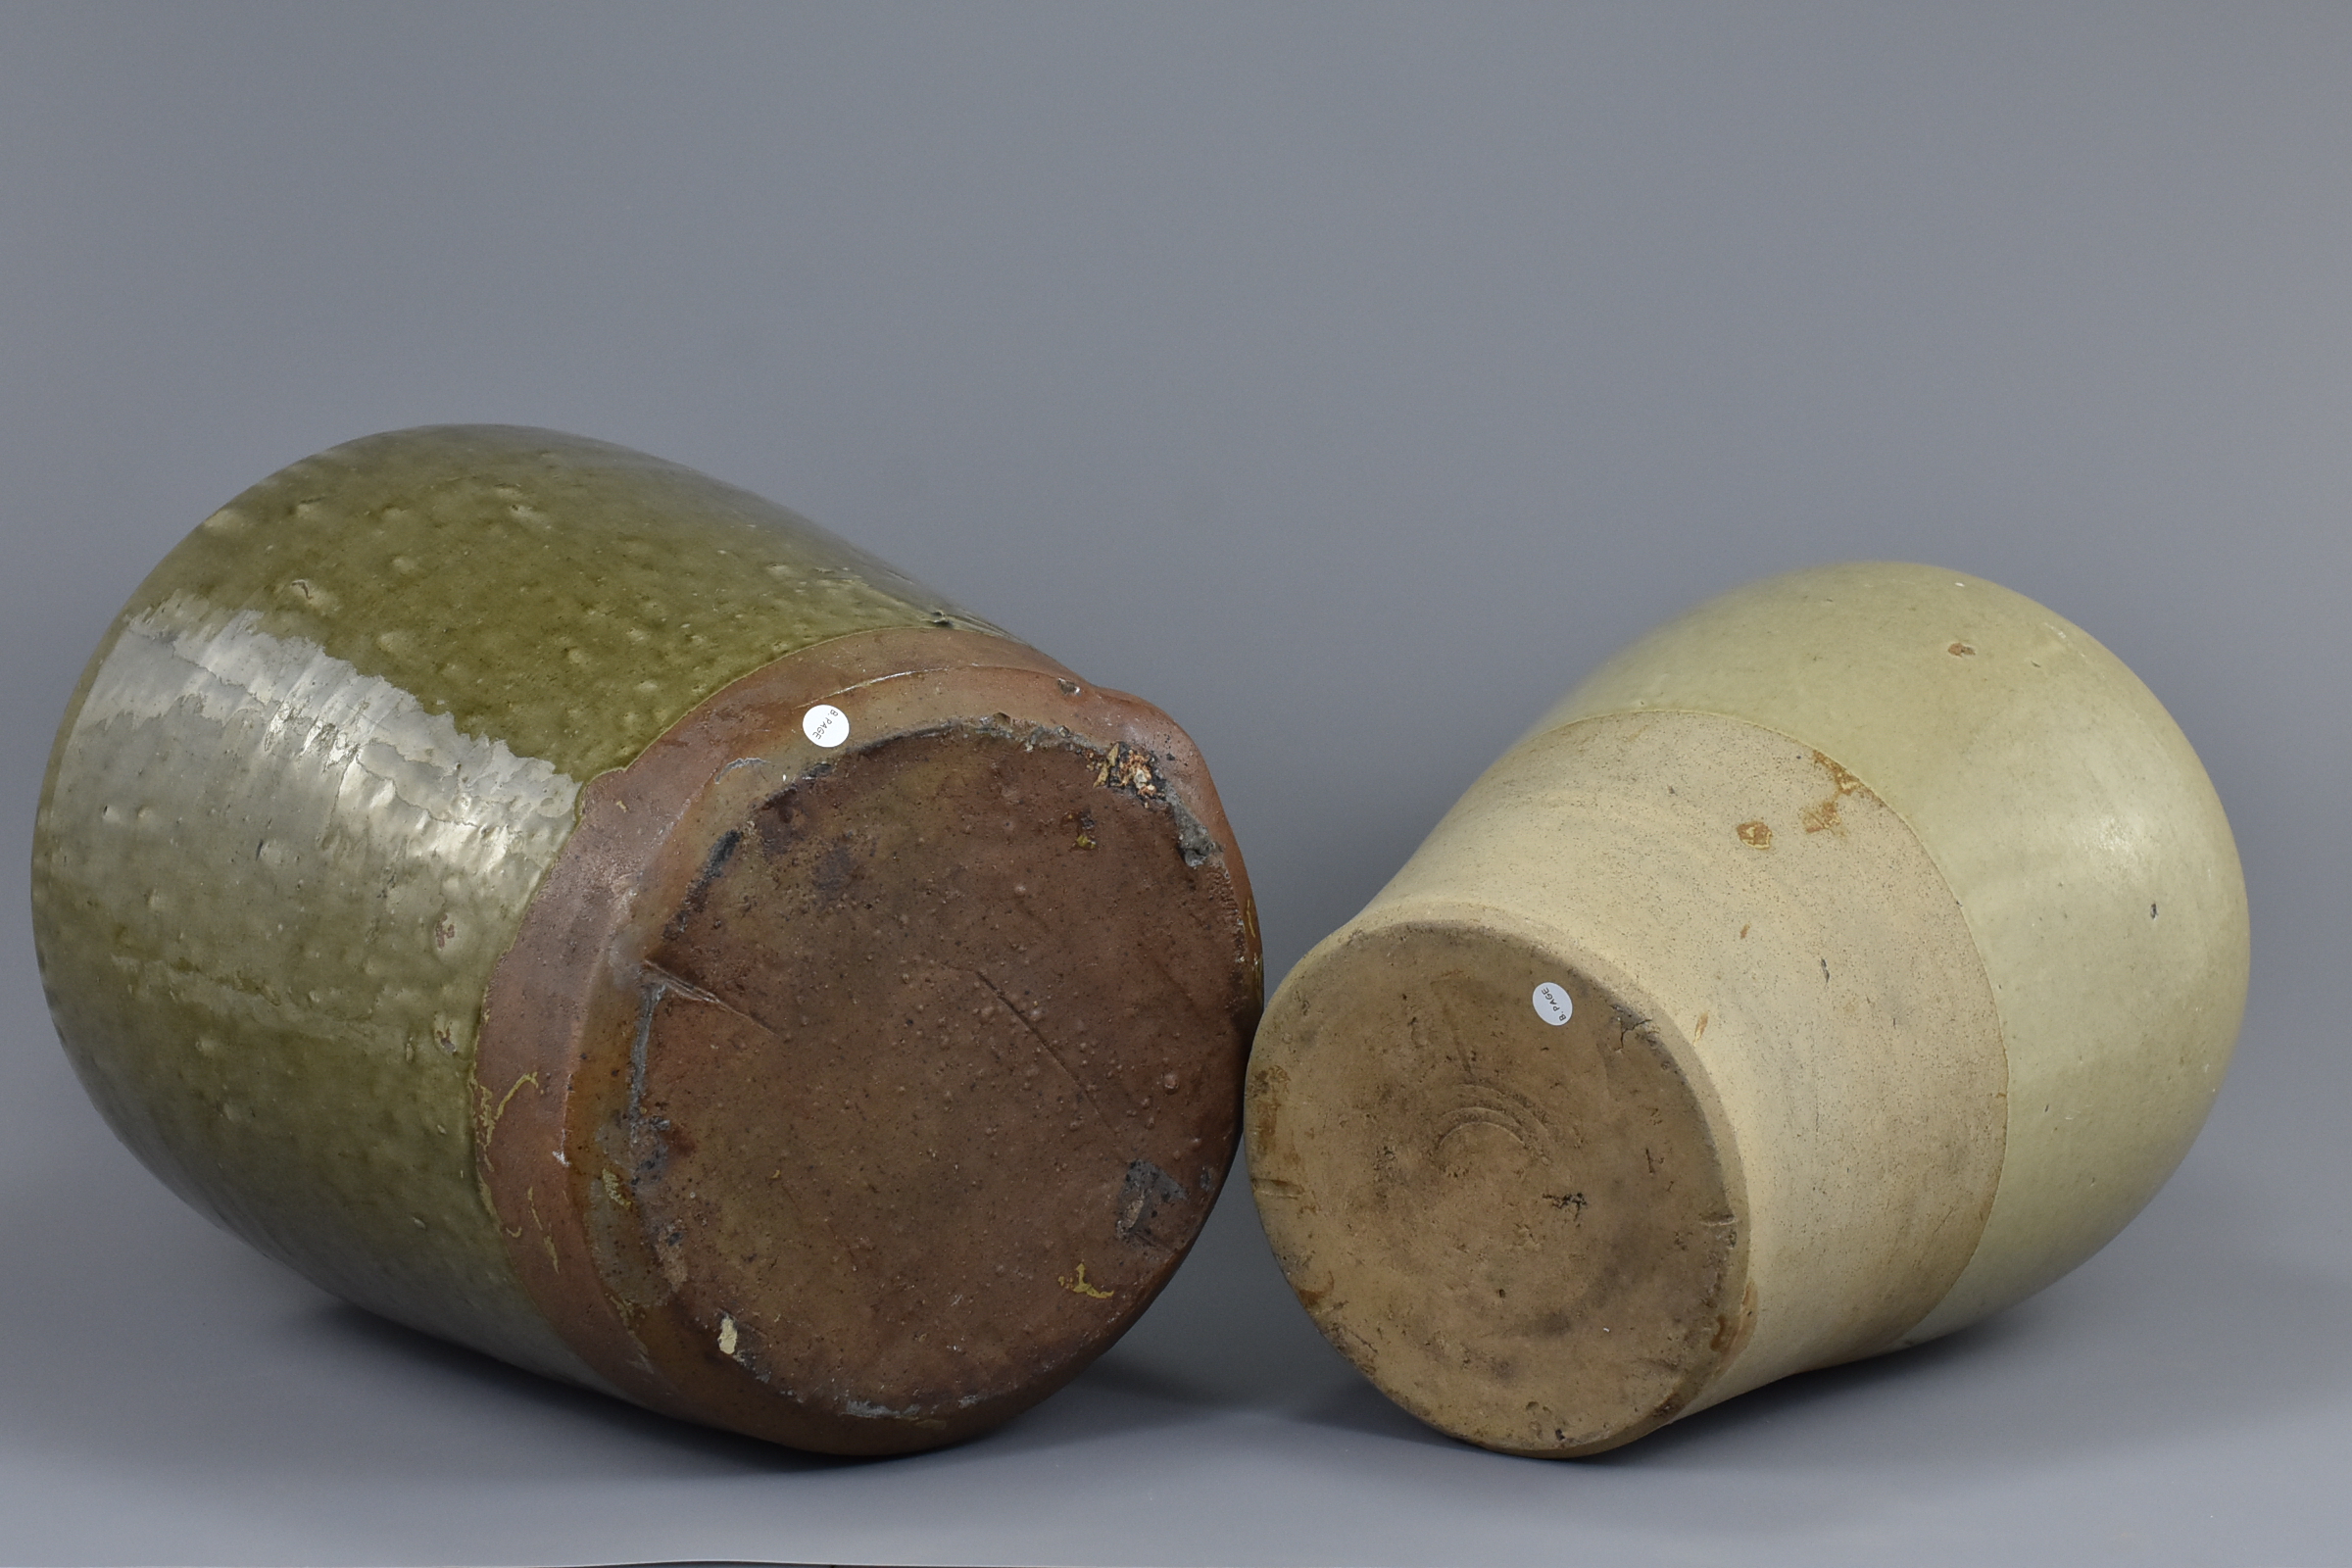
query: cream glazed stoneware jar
[{"left": 1247, "top": 562, "right": 2248, "bottom": 1455}]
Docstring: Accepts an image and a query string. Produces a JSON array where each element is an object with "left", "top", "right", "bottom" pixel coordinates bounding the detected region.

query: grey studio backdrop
[{"left": 1, "top": 7, "right": 2345, "bottom": 1566}]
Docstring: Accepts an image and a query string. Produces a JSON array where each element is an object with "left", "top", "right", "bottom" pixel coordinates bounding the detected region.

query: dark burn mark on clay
[
  {"left": 753, "top": 789, "right": 807, "bottom": 858},
  {"left": 808, "top": 840, "right": 863, "bottom": 896},
  {"left": 1115, "top": 1159, "right": 1191, "bottom": 1247},
  {"left": 624, "top": 976, "right": 671, "bottom": 1180},
  {"left": 700, "top": 829, "right": 745, "bottom": 885},
  {"left": 753, "top": 787, "right": 870, "bottom": 899},
  {"left": 663, "top": 829, "right": 744, "bottom": 939}
]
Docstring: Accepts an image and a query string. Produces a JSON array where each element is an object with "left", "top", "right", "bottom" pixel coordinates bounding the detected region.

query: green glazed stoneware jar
[
  {"left": 33, "top": 425, "right": 1262, "bottom": 1454},
  {"left": 1247, "top": 563, "right": 2247, "bottom": 1455}
]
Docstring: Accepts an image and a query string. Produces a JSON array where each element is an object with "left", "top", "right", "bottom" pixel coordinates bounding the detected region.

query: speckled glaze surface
[
  {"left": 1248, "top": 563, "right": 2246, "bottom": 1454},
  {"left": 30, "top": 426, "right": 1262, "bottom": 1447},
  {"left": 34, "top": 424, "right": 970, "bottom": 1383}
]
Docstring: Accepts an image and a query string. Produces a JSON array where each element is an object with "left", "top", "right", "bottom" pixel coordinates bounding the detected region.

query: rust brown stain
[
  {"left": 1802, "top": 751, "right": 1866, "bottom": 835},
  {"left": 1812, "top": 752, "right": 1865, "bottom": 797},
  {"left": 1735, "top": 820, "right": 1773, "bottom": 849},
  {"left": 1709, "top": 1276, "right": 1759, "bottom": 1365},
  {"left": 1692, "top": 1011, "right": 1709, "bottom": 1039},
  {"left": 1948, "top": 641, "right": 1977, "bottom": 657}
]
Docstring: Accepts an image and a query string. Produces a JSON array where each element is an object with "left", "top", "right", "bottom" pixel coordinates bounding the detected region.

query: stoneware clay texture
[
  {"left": 32, "top": 425, "right": 1262, "bottom": 1455},
  {"left": 1247, "top": 563, "right": 2246, "bottom": 1455}
]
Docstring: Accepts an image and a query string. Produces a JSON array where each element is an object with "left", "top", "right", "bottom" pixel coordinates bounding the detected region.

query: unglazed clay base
[
  {"left": 480, "top": 626, "right": 1257, "bottom": 1452},
  {"left": 1251, "top": 920, "right": 1740, "bottom": 1454},
  {"left": 1248, "top": 564, "right": 2245, "bottom": 1455}
]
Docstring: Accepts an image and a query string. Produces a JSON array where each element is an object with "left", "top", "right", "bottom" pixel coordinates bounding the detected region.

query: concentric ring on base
[{"left": 1247, "top": 918, "right": 1744, "bottom": 1456}]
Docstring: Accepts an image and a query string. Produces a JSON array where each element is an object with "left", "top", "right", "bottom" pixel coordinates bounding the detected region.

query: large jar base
[{"left": 479, "top": 626, "right": 1261, "bottom": 1454}]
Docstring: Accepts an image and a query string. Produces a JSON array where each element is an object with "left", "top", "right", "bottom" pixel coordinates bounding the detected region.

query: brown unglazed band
[{"left": 474, "top": 626, "right": 1262, "bottom": 1453}]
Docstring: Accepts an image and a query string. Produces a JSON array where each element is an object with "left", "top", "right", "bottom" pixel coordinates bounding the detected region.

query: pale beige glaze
[
  {"left": 1547, "top": 564, "right": 2249, "bottom": 1339},
  {"left": 1248, "top": 563, "right": 2247, "bottom": 1452}
]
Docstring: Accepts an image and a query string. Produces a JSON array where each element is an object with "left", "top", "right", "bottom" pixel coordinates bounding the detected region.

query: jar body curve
[
  {"left": 1247, "top": 563, "right": 2245, "bottom": 1453},
  {"left": 35, "top": 426, "right": 1264, "bottom": 1451}
]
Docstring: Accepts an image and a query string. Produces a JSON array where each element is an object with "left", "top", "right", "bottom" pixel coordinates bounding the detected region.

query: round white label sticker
[
  {"left": 1533, "top": 982, "right": 1573, "bottom": 1026},
  {"left": 803, "top": 704, "right": 851, "bottom": 748}
]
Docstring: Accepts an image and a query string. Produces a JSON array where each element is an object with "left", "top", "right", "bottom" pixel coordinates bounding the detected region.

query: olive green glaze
[
  {"left": 30, "top": 426, "right": 1000, "bottom": 1383},
  {"left": 105, "top": 424, "right": 996, "bottom": 782}
]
